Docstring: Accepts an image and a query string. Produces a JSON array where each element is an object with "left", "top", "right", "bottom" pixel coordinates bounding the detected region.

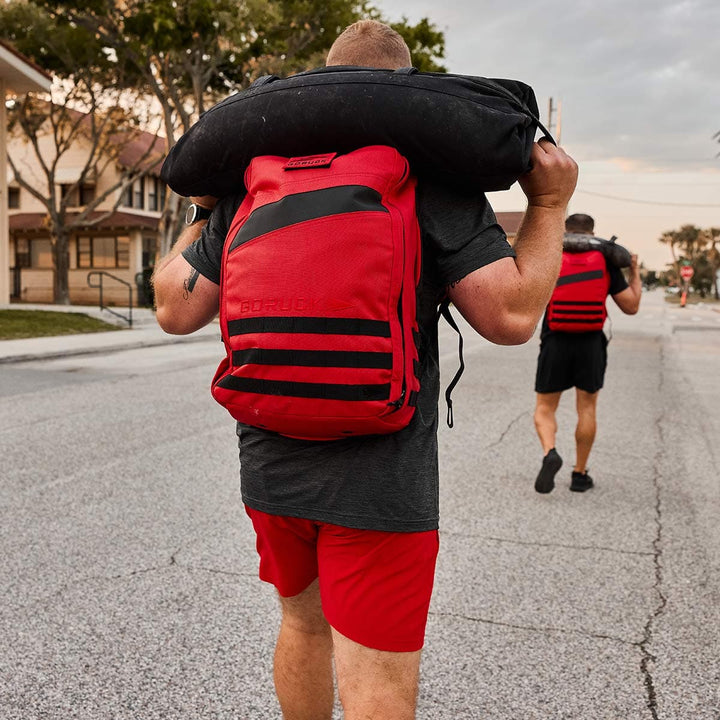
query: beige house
[
  {"left": 1, "top": 40, "right": 52, "bottom": 306},
  {"left": 7, "top": 122, "right": 166, "bottom": 307}
]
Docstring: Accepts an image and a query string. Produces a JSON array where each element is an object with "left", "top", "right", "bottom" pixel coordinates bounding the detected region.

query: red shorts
[{"left": 245, "top": 507, "right": 439, "bottom": 652}]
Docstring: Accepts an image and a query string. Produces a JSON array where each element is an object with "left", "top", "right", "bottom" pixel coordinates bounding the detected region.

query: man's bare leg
[
  {"left": 332, "top": 628, "right": 421, "bottom": 720},
  {"left": 574, "top": 389, "right": 599, "bottom": 473},
  {"left": 275, "top": 579, "right": 334, "bottom": 720},
  {"left": 533, "top": 391, "right": 564, "bottom": 493},
  {"left": 534, "top": 391, "right": 562, "bottom": 453}
]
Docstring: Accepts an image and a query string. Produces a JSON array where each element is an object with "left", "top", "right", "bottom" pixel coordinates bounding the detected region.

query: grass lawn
[{"left": 0, "top": 310, "right": 122, "bottom": 340}]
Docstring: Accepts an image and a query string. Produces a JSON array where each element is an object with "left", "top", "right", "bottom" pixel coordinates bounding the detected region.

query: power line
[
  {"left": 573, "top": 157, "right": 718, "bottom": 164},
  {"left": 583, "top": 173, "right": 720, "bottom": 183},
  {"left": 574, "top": 189, "right": 720, "bottom": 208}
]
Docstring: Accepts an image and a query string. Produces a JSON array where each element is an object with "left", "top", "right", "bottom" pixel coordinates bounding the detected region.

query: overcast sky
[{"left": 379, "top": 0, "right": 720, "bottom": 270}]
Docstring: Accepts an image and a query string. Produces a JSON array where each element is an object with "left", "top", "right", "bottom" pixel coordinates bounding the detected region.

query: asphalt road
[{"left": 1, "top": 289, "right": 719, "bottom": 719}]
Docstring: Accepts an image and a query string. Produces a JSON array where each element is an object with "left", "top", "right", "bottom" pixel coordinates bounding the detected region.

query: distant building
[
  {"left": 1, "top": 39, "right": 52, "bottom": 305},
  {"left": 7, "top": 117, "right": 165, "bottom": 307},
  {"left": 495, "top": 211, "right": 524, "bottom": 243}
]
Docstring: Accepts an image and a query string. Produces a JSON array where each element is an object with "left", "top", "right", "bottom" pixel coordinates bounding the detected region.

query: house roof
[
  {"left": 496, "top": 211, "right": 524, "bottom": 236},
  {"left": 9, "top": 211, "right": 160, "bottom": 233},
  {"left": 0, "top": 39, "right": 52, "bottom": 94},
  {"left": 117, "top": 131, "right": 166, "bottom": 175},
  {"left": 8, "top": 96, "right": 166, "bottom": 176}
]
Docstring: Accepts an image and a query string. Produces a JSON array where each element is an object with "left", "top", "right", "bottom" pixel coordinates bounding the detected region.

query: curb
[{"left": 0, "top": 332, "right": 220, "bottom": 365}]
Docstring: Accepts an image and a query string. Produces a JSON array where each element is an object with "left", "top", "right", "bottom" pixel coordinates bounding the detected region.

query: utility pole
[{"left": 547, "top": 97, "right": 562, "bottom": 145}]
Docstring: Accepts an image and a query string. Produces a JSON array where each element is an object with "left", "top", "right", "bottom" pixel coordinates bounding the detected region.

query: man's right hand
[
  {"left": 628, "top": 253, "right": 640, "bottom": 278},
  {"left": 447, "top": 140, "right": 578, "bottom": 345},
  {"left": 518, "top": 140, "right": 578, "bottom": 210}
]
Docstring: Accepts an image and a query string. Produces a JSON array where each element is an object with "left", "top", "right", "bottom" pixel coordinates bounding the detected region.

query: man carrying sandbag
[
  {"left": 533, "top": 213, "right": 642, "bottom": 495},
  {"left": 153, "top": 19, "right": 578, "bottom": 720}
]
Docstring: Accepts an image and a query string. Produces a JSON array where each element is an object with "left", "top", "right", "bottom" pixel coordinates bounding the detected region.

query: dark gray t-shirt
[{"left": 184, "top": 181, "right": 515, "bottom": 532}]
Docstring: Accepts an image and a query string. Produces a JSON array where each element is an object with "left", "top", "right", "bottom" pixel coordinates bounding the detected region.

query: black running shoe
[
  {"left": 570, "top": 470, "right": 594, "bottom": 492},
  {"left": 534, "top": 448, "right": 563, "bottom": 494}
]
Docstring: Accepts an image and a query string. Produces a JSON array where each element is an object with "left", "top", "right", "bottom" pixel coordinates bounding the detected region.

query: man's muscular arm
[
  {"left": 448, "top": 140, "right": 578, "bottom": 344},
  {"left": 153, "top": 196, "right": 220, "bottom": 335},
  {"left": 612, "top": 254, "right": 642, "bottom": 315}
]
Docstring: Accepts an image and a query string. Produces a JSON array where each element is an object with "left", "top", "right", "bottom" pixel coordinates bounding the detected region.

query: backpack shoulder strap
[{"left": 438, "top": 298, "right": 465, "bottom": 428}]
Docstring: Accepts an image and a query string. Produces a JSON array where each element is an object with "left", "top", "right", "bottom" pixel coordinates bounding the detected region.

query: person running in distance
[{"left": 534, "top": 213, "right": 642, "bottom": 494}]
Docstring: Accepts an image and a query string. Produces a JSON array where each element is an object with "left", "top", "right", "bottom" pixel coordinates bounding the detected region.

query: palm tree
[
  {"left": 659, "top": 229, "right": 680, "bottom": 269},
  {"left": 706, "top": 227, "right": 720, "bottom": 300},
  {"left": 660, "top": 225, "right": 707, "bottom": 269}
]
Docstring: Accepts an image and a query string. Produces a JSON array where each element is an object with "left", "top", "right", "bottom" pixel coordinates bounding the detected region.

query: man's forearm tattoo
[{"left": 183, "top": 268, "right": 200, "bottom": 299}]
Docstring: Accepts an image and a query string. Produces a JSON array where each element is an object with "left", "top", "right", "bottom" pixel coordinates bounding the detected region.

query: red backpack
[
  {"left": 547, "top": 250, "right": 610, "bottom": 332},
  {"left": 211, "top": 145, "right": 422, "bottom": 441}
]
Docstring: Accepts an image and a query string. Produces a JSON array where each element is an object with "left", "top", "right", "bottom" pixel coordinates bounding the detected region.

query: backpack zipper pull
[{"left": 388, "top": 388, "right": 406, "bottom": 410}]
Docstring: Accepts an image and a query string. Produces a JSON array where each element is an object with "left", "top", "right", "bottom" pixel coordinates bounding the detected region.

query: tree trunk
[{"left": 52, "top": 230, "right": 71, "bottom": 305}]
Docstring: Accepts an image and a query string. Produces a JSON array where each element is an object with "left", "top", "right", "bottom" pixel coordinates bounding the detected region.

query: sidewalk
[
  {"left": 0, "top": 304, "right": 220, "bottom": 364},
  {"left": 3, "top": 293, "right": 718, "bottom": 365}
]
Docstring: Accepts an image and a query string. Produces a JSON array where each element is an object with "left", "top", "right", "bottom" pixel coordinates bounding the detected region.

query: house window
[
  {"left": 8, "top": 187, "right": 20, "bottom": 209},
  {"left": 14, "top": 238, "right": 30, "bottom": 268},
  {"left": 77, "top": 237, "right": 92, "bottom": 268},
  {"left": 116, "top": 236, "right": 130, "bottom": 267},
  {"left": 148, "top": 178, "right": 158, "bottom": 211},
  {"left": 58, "top": 183, "right": 94, "bottom": 207},
  {"left": 133, "top": 177, "right": 145, "bottom": 209},
  {"left": 60, "top": 184, "right": 79, "bottom": 207},
  {"left": 122, "top": 178, "right": 145, "bottom": 209},
  {"left": 77, "top": 236, "right": 130, "bottom": 269},
  {"left": 30, "top": 239, "right": 53, "bottom": 268},
  {"left": 79, "top": 185, "right": 96, "bottom": 205},
  {"left": 95, "top": 236, "right": 119, "bottom": 268}
]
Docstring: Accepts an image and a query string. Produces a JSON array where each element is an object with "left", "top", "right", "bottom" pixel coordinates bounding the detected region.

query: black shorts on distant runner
[{"left": 534, "top": 331, "right": 608, "bottom": 394}]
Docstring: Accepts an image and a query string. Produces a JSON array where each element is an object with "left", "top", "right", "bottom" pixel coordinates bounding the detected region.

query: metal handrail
[{"left": 87, "top": 271, "right": 133, "bottom": 327}]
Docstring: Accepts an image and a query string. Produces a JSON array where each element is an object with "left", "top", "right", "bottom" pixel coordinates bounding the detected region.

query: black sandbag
[
  {"left": 563, "top": 234, "right": 632, "bottom": 268},
  {"left": 161, "top": 66, "right": 548, "bottom": 198}
]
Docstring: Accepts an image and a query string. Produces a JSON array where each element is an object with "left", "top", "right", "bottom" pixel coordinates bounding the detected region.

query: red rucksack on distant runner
[
  {"left": 547, "top": 250, "right": 610, "bottom": 333},
  {"left": 211, "top": 145, "right": 422, "bottom": 441}
]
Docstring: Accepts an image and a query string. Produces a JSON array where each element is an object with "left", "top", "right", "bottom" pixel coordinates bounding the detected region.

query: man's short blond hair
[{"left": 326, "top": 20, "right": 412, "bottom": 70}]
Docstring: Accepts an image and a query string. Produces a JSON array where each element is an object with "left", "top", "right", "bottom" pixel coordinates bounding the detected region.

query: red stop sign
[{"left": 680, "top": 265, "right": 694, "bottom": 280}]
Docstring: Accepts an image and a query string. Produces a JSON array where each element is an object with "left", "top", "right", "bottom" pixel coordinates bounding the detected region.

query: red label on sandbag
[{"left": 284, "top": 153, "right": 337, "bottom": 170}]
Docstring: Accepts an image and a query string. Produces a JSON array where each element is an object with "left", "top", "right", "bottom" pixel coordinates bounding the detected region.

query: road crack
[
  {"left": 440, "top": 530, "right": 654, "bottom": 558},
  {"left": 639, "top": 341, "right": 668, "bottom": 720},
  {"left": 486, "top": 410, "right": 530, "bottom": 449},
  {"left": 429, "top": 609, "right": 635, "bottom": 647}
]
